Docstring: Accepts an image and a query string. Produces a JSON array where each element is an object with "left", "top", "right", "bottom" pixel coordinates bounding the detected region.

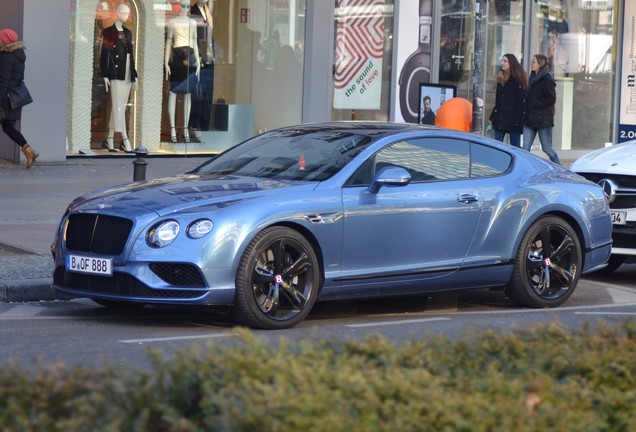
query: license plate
[
  {"left": 610, "top": 211, "right": 627, "bottom": 225},
  {"left": 66, "top": 254, "right": 113, "bottom": 276}
]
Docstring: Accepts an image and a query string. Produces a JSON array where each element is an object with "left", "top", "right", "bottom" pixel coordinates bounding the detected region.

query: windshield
[{"left": 192, "top": 129, "right": 374, "bottom": 181}]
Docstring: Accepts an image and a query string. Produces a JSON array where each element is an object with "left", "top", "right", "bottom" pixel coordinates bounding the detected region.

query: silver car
[
  {"left": 51, "top": 122, "right": 613, "bottom": 329},
  {"left": 570, "top": 140, "right": 636, "bottom": 271}
]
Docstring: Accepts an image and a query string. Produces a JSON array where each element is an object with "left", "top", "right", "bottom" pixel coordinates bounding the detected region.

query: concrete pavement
[{"left": 0, "top": 155, "right": 211, "bottom": 302}]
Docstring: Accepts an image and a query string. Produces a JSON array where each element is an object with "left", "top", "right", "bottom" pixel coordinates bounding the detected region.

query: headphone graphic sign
[{"left": 398, "top": 0, "right": 433, "bottom": 123}]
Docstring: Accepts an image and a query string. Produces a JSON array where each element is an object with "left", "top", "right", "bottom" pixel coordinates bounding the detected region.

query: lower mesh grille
[
  {"left": 54, "top": 267, "right": 206, "bottom": 299},
  {"left": 149, "top": 263, "right": 206, "bottom": 287},
  {"left": 612, "top": 228, "right": 636, "bottom": 249}
]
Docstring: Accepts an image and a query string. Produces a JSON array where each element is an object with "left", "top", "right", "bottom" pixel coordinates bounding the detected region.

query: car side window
[
  {"left": 373, "top": 138, "right": 470, "bottom": 182},
  {"left": 470, "top": 143, "right": 512, "bottom": 178}
]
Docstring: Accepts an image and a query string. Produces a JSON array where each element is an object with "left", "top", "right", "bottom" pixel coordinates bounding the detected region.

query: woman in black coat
[
  {"left": 0, "top": 28, "right": 38, "bottom": 168},
  {"left": 522, "top": 54, "right": 560, "bottom": 164},
  {"left": 489, "top": 54, "right": 528, "bottom": 147}
]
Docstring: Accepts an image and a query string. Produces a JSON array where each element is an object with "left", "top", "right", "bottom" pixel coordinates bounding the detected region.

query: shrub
[{"left": 1, "top": 321, "right": 635, "bottom": 431}]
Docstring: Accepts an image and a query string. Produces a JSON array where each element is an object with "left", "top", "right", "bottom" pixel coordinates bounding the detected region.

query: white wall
[{"left": 21, "top": 0, "right": 69, "bottom": 162}]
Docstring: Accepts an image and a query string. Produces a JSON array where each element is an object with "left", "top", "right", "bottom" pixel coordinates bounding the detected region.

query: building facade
[{"left": 0, "top": 0, "right": 627, "bottom": 163}]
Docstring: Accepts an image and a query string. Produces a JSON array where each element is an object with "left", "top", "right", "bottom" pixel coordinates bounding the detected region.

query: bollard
[{"left": 132, "top": 146, "right": 149, "bottom": 182}]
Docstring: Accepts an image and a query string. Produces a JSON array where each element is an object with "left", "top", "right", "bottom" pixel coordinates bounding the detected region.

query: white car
[{"left": 570, "top": 140, "right": 636, "bottom": 271}]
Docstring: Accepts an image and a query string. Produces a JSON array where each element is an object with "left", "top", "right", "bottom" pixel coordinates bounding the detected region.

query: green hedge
[{"left": 1, "top": 321, "right": 635, "bottom": 431}]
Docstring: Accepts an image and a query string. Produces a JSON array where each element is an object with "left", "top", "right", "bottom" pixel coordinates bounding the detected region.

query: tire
[
  {"left": 506, "top": 216, "right": 582, "bottom": 308},
  {"left": 231, "top": 226, "right": 321, "bottom": 329}
]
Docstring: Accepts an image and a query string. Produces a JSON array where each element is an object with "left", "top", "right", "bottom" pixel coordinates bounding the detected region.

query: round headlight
[
  {"left": 147, "top": 220, "right": 180, "bottom": 248},
  {"left": 187, "top": 219, "right": 213, "bottom": 239}
]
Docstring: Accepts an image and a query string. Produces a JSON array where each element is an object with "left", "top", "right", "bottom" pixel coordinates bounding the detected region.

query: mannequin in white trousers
[{"left": 102, "top": 4, "right": 137, "bottom": 152}]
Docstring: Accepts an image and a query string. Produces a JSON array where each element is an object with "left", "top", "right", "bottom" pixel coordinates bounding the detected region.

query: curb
[{"left": 0, "top": 278, "right": 75, "bottom": 303}]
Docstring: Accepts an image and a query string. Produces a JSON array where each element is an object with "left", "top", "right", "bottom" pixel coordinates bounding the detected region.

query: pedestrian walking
[
  {"left": 489, "top": 54, "right": 528, "bottom": 147},
  {"left": 522, "top": 54, "right": 561, "bottom": 164},
  {"left": 0, "top": 28, "right": 38, "bottom": 168}
]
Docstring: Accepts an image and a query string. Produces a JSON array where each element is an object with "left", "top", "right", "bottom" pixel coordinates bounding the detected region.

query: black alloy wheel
[
  {"left": 507, "top": 216, "right": 581, "bottom": 308},
  {"left": 232, "top": 226, "right": 320, "bottom": 329}
]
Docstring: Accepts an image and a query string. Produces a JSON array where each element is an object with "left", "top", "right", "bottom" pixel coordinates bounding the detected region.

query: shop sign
[
  {"left": 333, "top": 0, "right": 385, "bottom": 110},
  {"left": 618, "top": 0, "right": 636, "bottom": 142}
]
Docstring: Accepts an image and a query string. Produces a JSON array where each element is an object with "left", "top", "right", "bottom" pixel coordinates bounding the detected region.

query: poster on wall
[
  {"left": 333, "top": 0, "right": 385, "bottom": 110},
  {"left": 394, "top": 0, "right": 432, "bottom": 123},
  {"left": 618, "top": 0, "right": 636, "bottom": 142},
  {"left": 419, "top": 83, "right": 455, "bottom": 125}
]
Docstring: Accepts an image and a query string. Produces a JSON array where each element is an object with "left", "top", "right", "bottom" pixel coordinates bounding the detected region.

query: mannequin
[
  {"left": 164, "top": 0, "right": 200, "bottom": 144},
  {"left": 100, "top": 4, "right": 138, "bottom": 152},
  {"left": 190, "top": 0, "right": 215, "bottom": 134}
]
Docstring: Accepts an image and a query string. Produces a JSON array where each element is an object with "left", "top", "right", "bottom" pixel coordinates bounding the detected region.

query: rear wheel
[
  {"left": 507, "top": 216, "right": 581, "bottom": 308},
  {"left": 232, "top": 226, "right": 320, "bottom": 329}
]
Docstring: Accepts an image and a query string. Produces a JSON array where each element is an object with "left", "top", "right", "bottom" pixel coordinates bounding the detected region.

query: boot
[{"left": 21, "top": 144, "right": 39, "bottom": 169}]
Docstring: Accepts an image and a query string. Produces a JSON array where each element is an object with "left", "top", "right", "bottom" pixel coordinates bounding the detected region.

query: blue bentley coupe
[{"left": 52, "top": 122, "right": 613, "bottom": 329}]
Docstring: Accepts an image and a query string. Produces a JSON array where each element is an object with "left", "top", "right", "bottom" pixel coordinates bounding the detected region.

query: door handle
[{"left": 457, "top": 194, "right": 478, "bottom": 204}]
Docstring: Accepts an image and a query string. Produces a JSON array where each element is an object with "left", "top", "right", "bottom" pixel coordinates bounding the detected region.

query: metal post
[
  {"left": 132, "top": 146, "right": 149, "bottom": 182},
  {"left": 472, "top": 0, "right": 488, "bottom": 134}
]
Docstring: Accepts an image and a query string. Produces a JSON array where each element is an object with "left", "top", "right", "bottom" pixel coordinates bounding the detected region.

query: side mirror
[{"left": 368, "top": 166, "right": 411, "bottom": 194}]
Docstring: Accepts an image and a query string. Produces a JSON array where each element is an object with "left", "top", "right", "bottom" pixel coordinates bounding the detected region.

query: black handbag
[{"left": 7, "top": 81, "right": 33, "bottom": 110}]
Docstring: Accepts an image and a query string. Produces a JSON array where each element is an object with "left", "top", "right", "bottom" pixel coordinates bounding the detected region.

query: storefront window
[
  {"left": 331, "top": 0, "right": 394, "bottom": 121},
  {"left": 439, "top": 0, "right": 476, "bottom": 98},
  {"left": 530, "top": 0, "right": 615, "bottom": 149},
  {"left": 438, "top": 0, "right": 527, "bottom": 124},
  {"left": 68, "top": 0, "right": 306, "bottom": 156}
]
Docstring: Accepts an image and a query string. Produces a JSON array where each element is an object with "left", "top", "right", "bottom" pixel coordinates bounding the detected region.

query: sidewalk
[{"left": 0, "top": 155, "right": 211, "bottom": 302}]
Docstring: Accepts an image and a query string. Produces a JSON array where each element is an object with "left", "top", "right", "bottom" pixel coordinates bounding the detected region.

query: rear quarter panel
[{"left": 464, "top": 158, "right": 612, "bottom": 271}]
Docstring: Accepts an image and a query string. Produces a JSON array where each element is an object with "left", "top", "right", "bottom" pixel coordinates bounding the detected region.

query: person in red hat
[{"left": 0, "top": 28, "right": 38, "bottom": 168}]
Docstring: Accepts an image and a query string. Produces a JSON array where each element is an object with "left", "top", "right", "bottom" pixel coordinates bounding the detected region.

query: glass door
[{"left": 528, "top": 0, "right": 616, "bottom": 150}]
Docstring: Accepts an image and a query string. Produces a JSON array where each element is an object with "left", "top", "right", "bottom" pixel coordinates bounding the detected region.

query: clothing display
[
  {"left": 189, "top": 1, "right": 215, "bottom": 131},
  {"left": 168, "top": 46, "right": 198, "bottom": 93},
  {"left": 100, "top": 25, "right": 137, "bottom": 83},
  {"left": 98, "top": 4, "right": 137, "bottom": 152},
  {"left": 166, "top": 14, "right": 198, "bottom": 94}
]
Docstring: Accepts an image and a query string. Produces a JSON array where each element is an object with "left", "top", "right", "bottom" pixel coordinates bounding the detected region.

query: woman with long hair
[
  {"left": 489, "top": 54, "right": 528, "bottom": 147},
  {"left": 523, "top": 54, "right": 560, "bottom": 164}
]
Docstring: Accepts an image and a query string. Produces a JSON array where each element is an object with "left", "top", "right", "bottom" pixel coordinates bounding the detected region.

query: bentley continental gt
[{"left": 51, "top": 122, "right": 613, "bottom": 329}]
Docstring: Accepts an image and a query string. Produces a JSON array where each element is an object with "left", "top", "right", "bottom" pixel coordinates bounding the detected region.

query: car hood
[
  {"left": 71, "top": 174, "right": 317, "bottom": 216},
  {"left": 570, "top": 141, "right": 636, "bottom": 175}
]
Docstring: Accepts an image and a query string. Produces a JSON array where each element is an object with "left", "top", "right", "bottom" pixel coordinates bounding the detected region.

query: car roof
[{"left": 274, "top": 121, "right": 438, "bottom": 134}]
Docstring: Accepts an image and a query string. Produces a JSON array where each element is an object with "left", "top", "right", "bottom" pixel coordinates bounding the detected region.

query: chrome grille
[{"left": 577, "top": 173, "right": 636, "bottom": 189}]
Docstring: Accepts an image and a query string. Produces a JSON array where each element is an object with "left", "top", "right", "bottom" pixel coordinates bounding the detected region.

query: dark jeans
[
  {"left": 494, "top": 129, "right": 521, "bottom": 147},
  {"left": 2, "top": 121, "right": 27, "bottom": 147}
]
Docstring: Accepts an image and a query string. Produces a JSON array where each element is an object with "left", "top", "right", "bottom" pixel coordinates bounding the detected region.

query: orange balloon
[{"left": 435, "top": 97, "right": 473, "bottom": 132}]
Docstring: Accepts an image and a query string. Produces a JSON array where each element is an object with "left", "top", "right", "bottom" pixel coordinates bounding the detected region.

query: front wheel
[
  {"left": 506, "top": 216, "right": 582, "bottom": 308},
  {"left": 232, "top": 226, "right": 321, "bottom": 329}
]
